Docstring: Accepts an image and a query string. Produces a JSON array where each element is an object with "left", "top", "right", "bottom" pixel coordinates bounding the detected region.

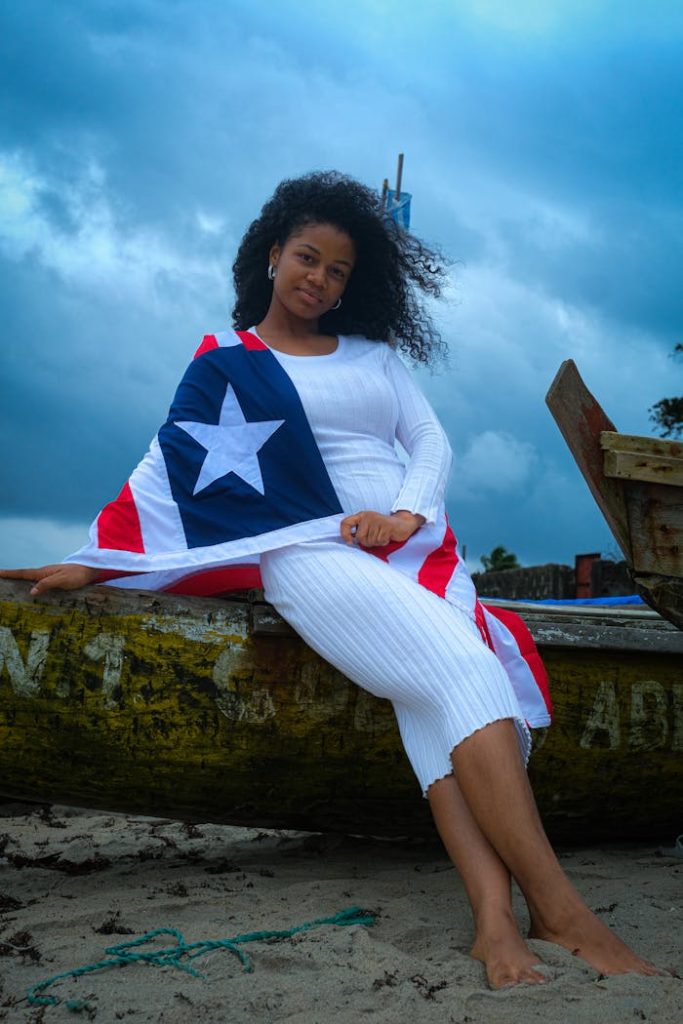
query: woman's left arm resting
[
  {"left": 340, "top": 509, "right": 425, "bottom": 547},
  {"left": 384, "top": 348, "right": 452, "bottom": 525}
]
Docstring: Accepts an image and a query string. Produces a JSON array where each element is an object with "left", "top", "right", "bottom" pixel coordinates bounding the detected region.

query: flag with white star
[{"left": 64, "top": 330, "right": 345, "bottom": 590}]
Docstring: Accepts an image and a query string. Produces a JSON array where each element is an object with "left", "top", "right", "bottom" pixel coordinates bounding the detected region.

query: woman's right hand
[{"left": 0, "top": 564, "right": 99, "bottom": 596}]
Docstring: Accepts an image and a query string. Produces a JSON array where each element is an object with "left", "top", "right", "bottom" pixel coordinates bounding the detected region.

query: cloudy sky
[{"left": 1, "top": 0, "right": 681, "bottom": 571}]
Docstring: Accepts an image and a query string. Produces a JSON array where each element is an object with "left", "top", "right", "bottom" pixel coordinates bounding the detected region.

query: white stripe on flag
[
  {"left": 481, "top": 608, "right": 552, "bottom": 728},
  {"left": 129, "top": 438, "right": 188, "bottom": 554},
  {"left": 444, "top": 545, "right": 478, "bottom": 614},
  {"left": 215, "top": 330, "right": 243, "bottom": 348}
]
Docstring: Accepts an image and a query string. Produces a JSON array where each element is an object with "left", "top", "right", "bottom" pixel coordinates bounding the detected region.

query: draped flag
[
  {"left": 65, "top": 330, "right": 346, "bottom": 589},
  {"left": 65, "top": 329, "right": 552, "bottom": 727}
]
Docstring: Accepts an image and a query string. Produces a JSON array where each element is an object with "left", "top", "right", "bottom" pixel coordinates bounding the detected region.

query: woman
[{"left": 1, "top": 172, "right": 661, "bottom": 988}]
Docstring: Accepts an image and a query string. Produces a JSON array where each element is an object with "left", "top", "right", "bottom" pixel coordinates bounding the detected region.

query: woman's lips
[{"left": 297, "top": 288, "right": 323, "bottom": 305}]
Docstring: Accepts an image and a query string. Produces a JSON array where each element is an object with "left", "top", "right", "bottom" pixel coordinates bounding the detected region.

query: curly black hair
[{"left": 231, "top": 171, "right": 447, "bottom": 364}]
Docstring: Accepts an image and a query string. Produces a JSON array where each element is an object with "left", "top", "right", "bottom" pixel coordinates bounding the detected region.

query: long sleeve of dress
[{"left": 383, "top": 348, "right": 453, "bottom": 525}]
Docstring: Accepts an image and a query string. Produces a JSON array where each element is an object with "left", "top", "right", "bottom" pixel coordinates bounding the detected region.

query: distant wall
[
  {"left": 473, "top": 564, "right": 574, "bottom": 601},
  {"left": 473, "top": 559, "right": 633, "bottom": 601}
]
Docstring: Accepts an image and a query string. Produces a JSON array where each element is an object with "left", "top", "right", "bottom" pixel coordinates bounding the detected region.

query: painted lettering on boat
[
  {"left": 0, "top": 627, "right": 50, "bottom": 696},
  {"left": 82, "top": 634, "right": 126, "bottom": 709},
  {"left": 630, "top": 681, "right": 669, "bottom": 751},
  {"left": 0, "top": 626, "right": 126, "bottom": 706},
  {"left": 580, "top": 680, "right": 683, "bottom": 751},
  {"left": 580, "top": 682, "right": 620, "bottom": 749}
]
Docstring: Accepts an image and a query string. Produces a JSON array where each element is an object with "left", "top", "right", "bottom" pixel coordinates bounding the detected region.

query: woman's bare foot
[
  {"left": 529, "top": 900, "right": 665, "bottom": 977},
  {"left": 471, "top": 908, "right": 548, "bottom": 988}
]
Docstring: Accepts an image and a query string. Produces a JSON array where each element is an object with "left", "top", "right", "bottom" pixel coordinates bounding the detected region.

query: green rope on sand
[{"left": 27, "top": 906, "right": 374, "bottom": 1009}]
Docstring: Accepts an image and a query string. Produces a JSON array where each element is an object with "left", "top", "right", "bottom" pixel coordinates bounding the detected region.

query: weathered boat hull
[{"left": 1, "top": 580, "right": 681, "bottom": 841}]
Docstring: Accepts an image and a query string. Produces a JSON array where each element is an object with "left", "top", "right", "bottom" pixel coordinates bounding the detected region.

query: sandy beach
[{"left": 0, "top": 802, "right": 681, "bottom": 1023}]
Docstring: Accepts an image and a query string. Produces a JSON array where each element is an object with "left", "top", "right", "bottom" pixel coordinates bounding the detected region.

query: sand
[{"left": 0, "top": 802, "right": 681, "bottom": 1023}]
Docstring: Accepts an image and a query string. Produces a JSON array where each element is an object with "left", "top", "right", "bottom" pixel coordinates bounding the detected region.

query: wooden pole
[
  {"left": 395, "top": 153, "right": 404, "bottom": 202},
  {"left": 380, "top": 177, "right": 389, "bottom": 210}
]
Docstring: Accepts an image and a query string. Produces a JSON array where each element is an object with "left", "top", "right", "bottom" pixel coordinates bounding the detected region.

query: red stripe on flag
[
  {"left": 97, "top": 482, "right": 145, "bottom": 553},
  {"left": 162, "top": 565, "right": 263, "bottom": 596},
  {"left": 484, "top": 605, "right": 553, "bottom": 716},
  {"left": 237, "top": 330, "right": 268, "bottom": 351},
  {"left": 417, "top": 524, "right": 458, "bottom": 598},
  {"left": 193, "top": 334, "right": 220, "bottom": 358}
]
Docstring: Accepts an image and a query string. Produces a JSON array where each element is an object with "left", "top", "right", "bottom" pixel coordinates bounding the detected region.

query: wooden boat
[
  {"left": 546, "top": 359, "right": 683, "bottom": 629},
  {"left": 1, "top": 579, "right": 681, "bottom": 841}
]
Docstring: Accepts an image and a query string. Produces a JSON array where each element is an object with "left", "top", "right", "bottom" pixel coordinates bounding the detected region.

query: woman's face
[{"left": 268, "top": 222, "right": 356, "bottom": 322}]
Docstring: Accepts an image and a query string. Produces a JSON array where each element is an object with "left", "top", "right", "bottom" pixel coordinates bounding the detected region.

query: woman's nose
[{"left": 307, "top": 265, "right": 326, "bottom": 287}]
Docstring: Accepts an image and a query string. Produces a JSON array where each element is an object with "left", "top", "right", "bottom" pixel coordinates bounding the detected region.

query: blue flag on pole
[{"left": 384, "top": 189, "right": 411, "bottom": 230}]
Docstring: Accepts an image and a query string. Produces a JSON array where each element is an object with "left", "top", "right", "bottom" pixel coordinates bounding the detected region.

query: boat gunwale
[{"left": 1, "top": 580, "right": 681, "bottom": 654}]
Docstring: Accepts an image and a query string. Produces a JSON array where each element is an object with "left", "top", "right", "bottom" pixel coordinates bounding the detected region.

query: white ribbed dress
[{"left": 257, "top": 334, "right": 530, "bottom": 794}]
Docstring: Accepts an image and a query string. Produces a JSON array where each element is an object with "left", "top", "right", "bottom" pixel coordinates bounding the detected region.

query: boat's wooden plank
[
  {"left": 545, "top": 360, "right": 632, "bottom": 560},
  {"left": 254, "top": 594, "right": 683, "bottom": 645},
  {"left": 488, "top": 600, "right": 661, "bottom": 620},
  {"left": 624, "top": 481, "right": 683, "bottom": 578},
  {"left": 634, "top": 574, "right": 683, "bottom": 630},
  {"left": 488, "top": 599, "right": 683, "bottom": 651},
  {"left": 521, "top": 618, "right": 683, "bottom": 653},
  {"left": 603, "top": 449, "right": 683, "bottom": 487},
  {"left": 0, "top": 578, "right": 254, "bottom": 626},
  {"left": 254, "top": 599, "right": 683, "bottom": 651},
  {"left": 600, "top": 431, "right": 683, "bottom": 460},
  {"left": 262, "top": 590, "right": 668, "bottom": 631}
]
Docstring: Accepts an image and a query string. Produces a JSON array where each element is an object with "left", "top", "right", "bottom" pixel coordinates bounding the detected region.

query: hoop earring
[
  {"left": 268, "top": 264, "right": 276, "bottom": 280},
  {"left": 332, "top": 298, "right": 342, "bottom": 310}
]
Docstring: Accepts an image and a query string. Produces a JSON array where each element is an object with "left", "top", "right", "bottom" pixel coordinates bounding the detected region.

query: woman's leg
[
  {"left": 428, "top": 773, "right": 546, "bottom": 987},
  {"left": 450, "top": 719, "right": 662, "bottom": 976},
  {"left": 261, "top": 543, "right": 659, "bottom": 980}
]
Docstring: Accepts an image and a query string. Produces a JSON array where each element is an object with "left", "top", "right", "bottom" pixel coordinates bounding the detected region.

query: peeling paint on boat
[{"left": 141, "top": 613, "right": 248, "bottom": 645}]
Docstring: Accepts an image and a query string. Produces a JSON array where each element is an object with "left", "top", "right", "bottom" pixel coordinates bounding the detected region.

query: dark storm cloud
[
  {"left": 0, "top": 231, "right": 232, "bottom": 521},
  {"left": 448, "top": 34, "right": 683, "bottom": 338}
]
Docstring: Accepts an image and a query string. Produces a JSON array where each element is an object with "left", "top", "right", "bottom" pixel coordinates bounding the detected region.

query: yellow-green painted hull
[{"left": 1, "top": 582, "right": 681, "bottom": 840}]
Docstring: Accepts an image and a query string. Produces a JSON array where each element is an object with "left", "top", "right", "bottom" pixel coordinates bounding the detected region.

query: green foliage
[
  {"left": 649, "top": 344, "right": 683, "bottom": 438},
  {"left": 649, "top": 396, "right": 683, "bottom": 438},
  {"left": 480, "top": 545, "right": 521, "bottom": 572}
]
